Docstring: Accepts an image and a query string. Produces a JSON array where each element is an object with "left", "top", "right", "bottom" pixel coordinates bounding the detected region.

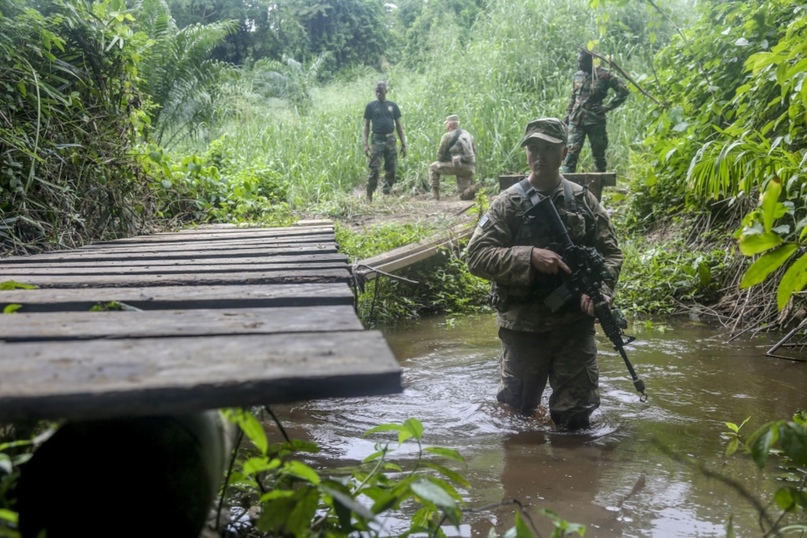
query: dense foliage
[
  {"left": 623, "top": 0, "right": 807, "bottom": 327},
  {"left": 2, "top": 0, "right": 807, "bottom": 536},
  {"left": 0, "top": 0, "right": 151, "bottom": 254}
]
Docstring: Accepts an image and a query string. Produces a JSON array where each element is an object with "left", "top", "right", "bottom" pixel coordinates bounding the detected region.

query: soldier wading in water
[{"left": 466, "top": 117, "right": 623, "bottom": 430}]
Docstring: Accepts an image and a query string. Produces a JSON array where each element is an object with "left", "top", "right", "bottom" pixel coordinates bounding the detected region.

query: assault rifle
[{"left": 526, "top": 195, "right": 648, "bottom": 401}]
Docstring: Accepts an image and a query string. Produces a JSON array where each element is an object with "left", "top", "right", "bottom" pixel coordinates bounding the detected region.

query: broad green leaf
[
  {"left": 778, "top": 422, "right": 807, "bottom": 465},
  {"left": 259, "top": 489, "right": 295, "bottom": 502},
  {"left": 760, "top": 177, "right": 782, "bottom": 232},
  {"left": 0, "top": 453, "right": 11, "bottom": 474},
  {"left": 3, "top": 304, "right": 22, "bottom": 314},
  {"left": 224, "top": 409, "right": 268, "bottom": 455},
  {"left": 777, "top": 252, "right": 807, "bottom": 310},
  {"left": 739, "top": 244, "right": 798, "bottom": 288},
  {"left": 286, "top": 487, "right": 319, "bottom": 536},
  {"left": 283, "top": 460, "right": 320, "bottom": 484},
  {"left": 363, "top": 423, "right": 405, "bottom": 437},
  {"left": 725, "top": 438, "right": 740, "bottom": 457},
  {"left": 774, "top": 487, "right": 796, "bottom": 511},
  {"left": 422, "top": 461, "right": 471, "bottom": 488},
  {"left": 750, "top": 425, "right": 778, "bottom": 468},
  {"left": 257, "top": 497, "right": 297, "bottom": 533},
  {"left": 0, "top": 508, "right": 18, "bottom": 524},
  {"left": 321, "top": 483, "right": 375, "bottom": 521},
  {"left": 242, "top": 456, "right": 279, "bottom": 475},
  {"left": 738, "top": 231, "right": 783, "bottom": 256},
  {"left": 725, "top": 422, "right": 740, "bottom": 433},
  {"left": 513, "top": 511, "right": 533, "bottom": 538},
  {"left": 402, "top": 417, "right": 424, "bottom": 442},
  {"left": 425, "top": 446, "right": 465, "bottom": 463},
  {"left": 410, "top": 479, "right": 456, "bottom": 510}
]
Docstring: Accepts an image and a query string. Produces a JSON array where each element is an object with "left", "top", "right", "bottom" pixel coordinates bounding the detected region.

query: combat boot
[{"left": 460, "top": 183, "right": 479, "bottom": 201}]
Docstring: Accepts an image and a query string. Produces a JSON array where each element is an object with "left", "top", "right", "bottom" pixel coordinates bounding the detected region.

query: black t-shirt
[{"left": 364, "top": 100, "right": 401, "bottom": 135}]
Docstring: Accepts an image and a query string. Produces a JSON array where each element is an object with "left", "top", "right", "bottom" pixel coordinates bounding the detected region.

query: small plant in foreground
[
  {"left": 723, "top": 412, "right": 807, "bottom": 536},
  {"left": 220, "top": 410, "right": 584, "bottom": 537}
]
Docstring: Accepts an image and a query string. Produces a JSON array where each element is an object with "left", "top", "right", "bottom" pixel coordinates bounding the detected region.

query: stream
[{"left": 270, "top": 314, "right": 807, "bottom": 537}]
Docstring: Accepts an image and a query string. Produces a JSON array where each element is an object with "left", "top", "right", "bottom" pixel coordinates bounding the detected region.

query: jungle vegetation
[
  {"left": 1, "top": 0, "right": 806, "bottom": 534},
  {"left": 2, "top": 0, "right": 806, "bottom": 336}
]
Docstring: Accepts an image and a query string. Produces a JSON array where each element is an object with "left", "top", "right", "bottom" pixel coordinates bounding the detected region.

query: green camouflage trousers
[
  {"left": 428, "top": 161, "right": 475, "bottom": 198},
  {"left": 562, "top": 121, "right": 608, "bottom": 173},
  {"left": 367, "top": 134, "right": 398, "bottom": 195},
  {"left": 497, "top": 318, "right": 600, "bottom": 429}
]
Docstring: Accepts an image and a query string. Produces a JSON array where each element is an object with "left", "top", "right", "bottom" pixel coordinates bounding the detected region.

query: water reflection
[{"left": 271, "top": 314, "right": 807, "bottom": 537}]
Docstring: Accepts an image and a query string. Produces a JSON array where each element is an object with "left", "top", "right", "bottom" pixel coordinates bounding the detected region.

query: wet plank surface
[{"left": 0, "top": 223, "right": 402, "bottom": 422}]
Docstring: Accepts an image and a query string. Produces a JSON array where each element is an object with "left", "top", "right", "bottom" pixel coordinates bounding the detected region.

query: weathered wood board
[
  {"left": 0, "top": 261, "right": 349, "bottom": 277},
  {"left": 87, "top": 226, "right": 335, "bottom": 245},
  {"left": 355, "top": 224, "right": 474, "bottom": 282},
  {"left": 0, "top": 305, "right": 362, "bottom": 341},
  {"left": 0, "top": 268, "right": 351, "bottom": 288},
  {"left": 1, "top": 253, "right": 347, "bottom": 269},
  {"left": 0, "top": 222, "right": 402, "bottom": 423},
  {"left": 0, "top": 283, "right": 354, "bottom": 312},
  {"left": 0, "top": 331, "right": 400, "bottom": 422}
]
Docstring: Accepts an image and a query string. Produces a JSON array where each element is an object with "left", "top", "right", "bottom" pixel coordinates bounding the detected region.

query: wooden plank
[
  {"left": 0, "top": 261, "right": 349, "bottom": 277},
  {"left": 355, "top": 226, "right": 474, "bottom": 281},
  {"left": 0, "top": 245, "right": 338, "bottom": 264},
  {"left": 0, "top": 283, "right": 354, "bottom": 312},
  {"left": 88, "top": 226, "right": 334, "bottom": 245},
  {"left": 146, "top": 224, "right": 333, "bottom": 236},
  {"left": 0, "top": 305, "right": 363, "bottom": 341},
  {"left": 0, "top": 268, "right": 351, "bottom": 288},
  {"left": 0, "top": 331, "right": 402, "bottom": 422},
  {"left": 76, "top": 234, "right": 337, "bottom": 251},
  {"left": 1, "top": 253, "right": 347, "bottom": 269}
]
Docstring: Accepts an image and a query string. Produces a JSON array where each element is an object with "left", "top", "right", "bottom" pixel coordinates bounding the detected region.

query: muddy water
[{"left": 271, "top": 314, "right": 807, "bottom": 537}]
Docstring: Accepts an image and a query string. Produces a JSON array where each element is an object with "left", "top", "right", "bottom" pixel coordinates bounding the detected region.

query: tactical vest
[{"left": 494, "top": 178, "right": 594, "bottom": 308}]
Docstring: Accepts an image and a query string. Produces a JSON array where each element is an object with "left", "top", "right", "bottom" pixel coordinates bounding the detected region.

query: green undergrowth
[
  {"left": 617, "top": 233, "right": 730, "bottom": 317},
  {"left": 335, "top": 220, "right": 491, "bottom": 328}
]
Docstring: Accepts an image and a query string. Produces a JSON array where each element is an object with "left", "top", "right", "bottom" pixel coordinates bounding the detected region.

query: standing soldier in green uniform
[
  {"left": 363, "top": 81, "right": 407, "bottom": 201},
  {"left": 562, "top": 49, "right": 629, "bottom": 173},
  {"left": 466, "top": 117, "right": 623, "bottom": 430},
  {"left": 428, "top": 114, "right": 478, "bottom": 201}
]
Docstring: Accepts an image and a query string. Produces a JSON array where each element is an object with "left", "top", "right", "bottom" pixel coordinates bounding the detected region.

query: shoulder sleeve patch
[{"left": 477, "top": 213, "right": 491, "bottom": 230}]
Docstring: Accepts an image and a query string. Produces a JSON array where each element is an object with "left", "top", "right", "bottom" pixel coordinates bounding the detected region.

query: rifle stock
[{"left": 527, "top": 196, "right": 648, "bottom": 401}]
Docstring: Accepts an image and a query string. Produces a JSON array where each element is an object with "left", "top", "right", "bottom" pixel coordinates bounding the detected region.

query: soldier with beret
[
  {"left": 466, "top": 117, "right": 623, "bottom": 430},
  {"left": 428, "top": 114, "right": 477, "bottom": 201}
]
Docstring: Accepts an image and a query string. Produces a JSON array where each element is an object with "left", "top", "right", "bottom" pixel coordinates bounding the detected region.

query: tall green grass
[{"left": 173, "top": 0, "right": 672, "bottom": 210}]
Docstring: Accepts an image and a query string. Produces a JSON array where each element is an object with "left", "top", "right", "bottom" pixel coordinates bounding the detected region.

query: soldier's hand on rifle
[
  {"left": 580, "top": 293, "right": 611, "bottom": 318},
  {"left": 530, "top": 247, "right": 571, "bottom": 275}
]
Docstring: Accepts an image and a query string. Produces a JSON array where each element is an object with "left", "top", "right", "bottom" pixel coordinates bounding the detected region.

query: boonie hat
[
  {"left": 520, "top": 117, "right": 568, "bottom": 146},
  {"left": 445, "top": 114, "right": 460, "bottom": 123}
]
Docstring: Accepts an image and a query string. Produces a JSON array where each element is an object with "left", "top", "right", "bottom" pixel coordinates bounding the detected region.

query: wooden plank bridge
[{"left": 0, "top": 221, "right": 403, "bottom": 423}]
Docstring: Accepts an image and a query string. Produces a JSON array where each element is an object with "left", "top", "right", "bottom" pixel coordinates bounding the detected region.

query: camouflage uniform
[
  {"left": 368, "top": 133, "right": 398, "bottom": 195},
  {"left": 364, "top": 96, "right": 403, "bottom": 197},
  {"left": 466, "top": 177, "right": 623, "bottom": 428},
  {"left": 429, "top": 127, "right": 477, "bottom": 200},
  {"left": 562, "top": 66, "right": 629, "bottom": 173}
]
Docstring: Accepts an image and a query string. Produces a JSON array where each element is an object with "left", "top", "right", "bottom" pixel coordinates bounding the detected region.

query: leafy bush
[
  {"left": 723, "top": 411, "right": 807, "bottom": 536},
  {"left": 618, "top": 235, "right": 729, "bottom": 315},
  {"left": 0, "top": 0, "right": 152, "bottom": 255}
]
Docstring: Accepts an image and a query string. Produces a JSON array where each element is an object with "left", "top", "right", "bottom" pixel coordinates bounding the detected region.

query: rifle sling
[{"left": 441, "top": 128, "right": 463, "bottom": 162}]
